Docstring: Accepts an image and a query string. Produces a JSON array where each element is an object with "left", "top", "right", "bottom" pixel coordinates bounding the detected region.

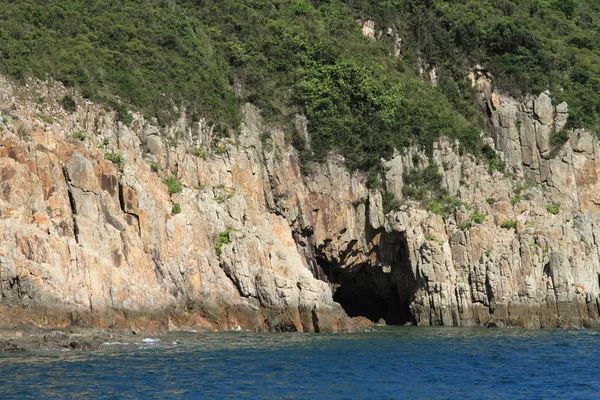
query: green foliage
[
  {"left": 162, "top": 176, "right": 183, "bottom": 196},
  {"left": 114, "top": 103, "right": 133, "bottom": 127},
  {"left": 104, "top": 152, "right": 124, "bottom": 169},
  {"left": 547, "top": 203, "right": 561, "bottom": 215},
  {"left": 0, "top": 0, "right": 239, "bottom": 127},
  {"left": 549, "top": 130, "right": 570, "bottom": 158},
  {"left": 0, "top": 0, "right": 481, "bottom": 175},
  {"left": 260, "top": 132, "right": 274, "bottom": 152},
  {"left": 190, "top": 147, "right": 208, "bottom": 161},
  {"left": 214, "top": 145, "right": 228, "bottom": 155},
  {"left": 215, "top": 228, "right": 236, "bottom": 256},
  {"left": 425, "top": 234, "right": 437, "bottom": 242},
  {"left": 403, "top": 164, "right": 467, "bottom": 217},
  {"left": 470, "top": 212, "right": 486, "bottom": 224},
  {"left": 482, "top": 143, "right": 506, "bottom": 173},
  {"left": 172, "top": 202, "right": 181, "bottom": 215},
  {"left": 382, "top": 190, "right": 401, "bottom": 214},
  {"left": 214, "top": 185, "right": 235, "bottom": 204},
  {"left": 426, "top": 195, "right": 464, "bottom": 217},
  {"left": 3, "top": 0, "right": 600, "bottom": 171},
  {"left": 38, "top": 114, "right": 53, "bottom": 124},
  {"left": 61, "top": 95, "right": 77, "bottom": 113},
  {"left": 459, "top": 221, "right": 471, "bottom": 230},
  {"left": 486, "top": 197, "right": 496, "bottom": 205},
  {"left": 149, "top": 160, "right": 160, "bottom": 173},
  {"left": 353, "top": 0, "right": 600, "bottom": 133},
  {"left": 72, "top": 131, "right": 86, "bottom": 141},
  {"left": 500, "top": 219, "right": 518, "bottom": 229}
]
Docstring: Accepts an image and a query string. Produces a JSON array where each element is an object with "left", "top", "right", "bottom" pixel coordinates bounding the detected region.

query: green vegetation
[
  {"left": 426, "top": 195, "right": 466, "bottom": 217},
  {"left": 215, "top": 228, "right": 236, "bottom": 256},
  {"left": 2, "top": 0, "right": 599, "bottom": 175},
  {"left": 60, "top": 95, "right": 77, "bottom": 113},
  {"left": 549, "top": 129, "right": 570, "bottom": 158},
  {"left": 481, "top": 143, "right": 505, "bottom": 173},
  {"left": 402, "top": 164, "right": 467, "bottom": 217},
  {"left": 470, "top": 211, "right": 486, "bottom": 224},
  {"left": 547, "top": 203, "right": 561, "bottom": 215},
  {"left": 104, "top": 152, "right": 124, "bottom": 169},
  {"left": 382, "top": 190, "right": 401, "bottom": 214},
  {"left": 172, "top": 202, "right": 181, "bottom": 215},
  {"left": 162, "top": 176, "right": 183, "bottom": 196},
  {"left": 37, "top": 114, "right": 53, "bottom": 124},
  {"left": 500, "top": 219, "right": 518, "bottom": 229},
  {"left": 214, "top": 185, "right": 235, "bottom": 204},
  {"left": 148, "top": 160, "right": 160, "bottom": 173},
  {"left": 459, "top": 221, "right": 471, "bottom": 230},
  {"left": 72, "top": 131, "right": 86, "bottom": 141},
  {"left": 190, "top": 147, "right": 208, "bottom": 161},
  {"left": 260, "top": 132, "right": 274, "bottom": 152},
  {"left": 425, "top": 234, "right": 437, "bottom": 242},
  {"left": 402, "top": 164, "right": 444, "bottom": 200},
  {"left": 354, "top": 0, "right": 600, "bottom": 133}
]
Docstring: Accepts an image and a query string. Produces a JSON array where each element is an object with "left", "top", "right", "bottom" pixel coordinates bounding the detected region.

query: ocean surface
[{"left": 0, "top": 327, "right": 598, "bottom": 399}]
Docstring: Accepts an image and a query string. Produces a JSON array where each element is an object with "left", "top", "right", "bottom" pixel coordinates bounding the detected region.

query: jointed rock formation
[{"left": 1, "top": 70, "right": 600, "bottom": 333}]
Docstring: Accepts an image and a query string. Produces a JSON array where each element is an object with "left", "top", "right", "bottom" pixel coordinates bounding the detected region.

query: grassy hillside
[{"left": 1, "top": 0, "right": 599, "bottom": 174}]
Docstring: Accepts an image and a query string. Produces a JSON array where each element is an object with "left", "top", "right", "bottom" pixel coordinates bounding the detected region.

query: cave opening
[{"left": 318, "top": 231, "right": 417, "bottom": 326}]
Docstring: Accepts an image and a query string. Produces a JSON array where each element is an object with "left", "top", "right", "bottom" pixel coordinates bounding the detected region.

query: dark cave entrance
[{"left": 318, "top": 231, "right": 417, "bottom": 325}]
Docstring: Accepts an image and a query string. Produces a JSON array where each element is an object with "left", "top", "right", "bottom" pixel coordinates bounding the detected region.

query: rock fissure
[{"left": 3, "top": 73, "right": 600, "bottom": 331}]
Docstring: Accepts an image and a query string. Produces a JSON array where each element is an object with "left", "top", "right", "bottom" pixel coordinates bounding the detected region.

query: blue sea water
[{"left": 0, "top": 327, "right": 599, "bottom": 399}]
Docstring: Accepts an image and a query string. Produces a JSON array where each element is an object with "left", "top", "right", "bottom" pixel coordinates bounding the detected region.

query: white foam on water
[
  {"left": 142, "top": 338, "right": 161, "bottom": 343},
  {"left": 103, "top": 342, "right": 129, "bottom": 346}
]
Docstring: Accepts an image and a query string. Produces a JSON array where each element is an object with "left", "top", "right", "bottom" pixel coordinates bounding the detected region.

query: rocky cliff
[{"left": 2, "top": 70, "right": 600, "bottom": 333}]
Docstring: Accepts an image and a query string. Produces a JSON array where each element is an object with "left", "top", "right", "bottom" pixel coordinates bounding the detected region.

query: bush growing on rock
[
  {"left": 382, "top": 190, "right": 401, "bottom": 214},
  {"left": 162, "top": 176, "right": 183, "bottom": 196},
  {"left": 60, "top": 95, "right": 77, "bottom": 113},
  {"left": 104, "top": 152, "right": 124, "bottom": 169},
  {"left": 172, "top": 202, "right": 181, "bottom": 215},
  {"left": 547, "top": 203, "right": 561, "bottom": 215},
  {"left": 470, "top": 212, "right": 486, "bottom": 224},
  {"left": 215, "top": 228, "right": 236, "bottom": 256},
  {"left": 500, "top": 220, "right": 518, "bottom": 230}
]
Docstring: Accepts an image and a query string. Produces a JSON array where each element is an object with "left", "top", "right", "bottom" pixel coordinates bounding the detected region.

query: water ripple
[{"left": 1, "top": 327, "right": 599, "bottom": 398}]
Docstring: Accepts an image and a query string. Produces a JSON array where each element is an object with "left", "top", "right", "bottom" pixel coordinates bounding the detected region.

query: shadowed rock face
[{"left": 2, "top": 69, "right": 600, "bottom": 333}]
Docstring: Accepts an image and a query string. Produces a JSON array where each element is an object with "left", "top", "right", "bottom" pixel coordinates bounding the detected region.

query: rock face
[
  {"left": 0, "top": 76, "right": 352, "bottom": 333},
  {"left": 2, "top": 69, "right": 600, "bottom": 332}
]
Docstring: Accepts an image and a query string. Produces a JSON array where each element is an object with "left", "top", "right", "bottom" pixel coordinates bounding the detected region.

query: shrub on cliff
[
  {"left": 215, "top": 229, "right": 236, "bottom": 256},
  {"left": 105, "top": 152, "right": 124, "bottom": 169},
  {"left": 162, "top": 176, "right": 183, "bottom": 196}
]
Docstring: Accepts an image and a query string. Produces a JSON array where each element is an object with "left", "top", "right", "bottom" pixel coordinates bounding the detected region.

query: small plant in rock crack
[
  {"left": 215, "top": 228, "right": 236, "bottom": 256},
  {"left": 163, "top": 176, "right": 183, "bottom": 196},
  {"left": 500, "top": 219, "right": 518, "bottom": 230},
  {"left": 547, "top": 203, "right": 560, "bottom": 215},
  {"left": 171, "top": 202, "right": 181, "bottom": 215},
  {"left": 470, "top": 211, "right": 486, "bottom": 224},
  {"left": 105, "top": 152, "right": 125, "bottom": 169},
  {"left": 73, "top": 131, "right": 86, "bottom": 141},
  {"left": 37, "top": 113, "right": 54, "bottom": 124},
  {"left": 149, "top": 160, "right": 160, "bottom": 173},
  {"left": 189, "top": 147, "right": 208, "bottom": 160}
]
